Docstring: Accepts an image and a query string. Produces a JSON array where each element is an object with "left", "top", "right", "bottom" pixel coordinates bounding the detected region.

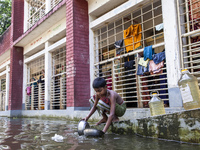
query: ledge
[{"left": 94, "top": 108, "right": 200, "bottom": 144}]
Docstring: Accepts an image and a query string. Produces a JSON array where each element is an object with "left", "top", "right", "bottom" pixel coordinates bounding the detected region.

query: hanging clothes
[
  {"left": 138, "top": 57, "right": 149, "bottom": 68},
  {"left": 152, "top": 51, "right": 165, "bottom": 64},
  {"left": 124, "top": 60, "right": 135, "bottom": 75},
  {"left": 124, "top": 24, "right": 142, "bottom": 52},
  {"left": 137, "top": 62, "right": 149, "bottom": 76},
  {"left": 149, "top": 60, "right": 164, "bottom": 75},
  {"left": 143, "top": 45, "right": 154, "bottom": 61},
  {"left": 114, "top": 39, "right": 124, "bottom": 55}
]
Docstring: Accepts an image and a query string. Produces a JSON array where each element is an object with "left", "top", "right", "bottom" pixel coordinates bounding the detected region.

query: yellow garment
[
  {"left": 138, "top": 58, "right": 149, "bottom": 68},
  {"left": 123, "top": 24, "right": 142, "bottom": 52}
]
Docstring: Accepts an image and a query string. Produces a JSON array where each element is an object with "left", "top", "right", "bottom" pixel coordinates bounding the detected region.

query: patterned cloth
[{"left": 89, "top": 95, "right": 126, "bottom": 117}]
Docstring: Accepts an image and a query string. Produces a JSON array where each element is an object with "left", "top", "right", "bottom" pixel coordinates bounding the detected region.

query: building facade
[{"left": 0, "top": 0, "right": 199, "bottom": 118}]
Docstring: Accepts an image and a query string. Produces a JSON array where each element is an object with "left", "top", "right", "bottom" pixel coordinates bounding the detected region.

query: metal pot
[
  {"left": 83, "top": 128, "right": 105, "bottom": 137},
  {"left": 77, "top": 120, "right": 90, "bottom": 136}
]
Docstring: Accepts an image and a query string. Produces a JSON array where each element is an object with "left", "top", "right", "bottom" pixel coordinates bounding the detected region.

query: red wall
[
  {"left": 8, "top": 46, "right": 23, "bottom": 110},
  {"left": 66, "top": 0, "right": 90, "bottom": 108},
  {"left": 0, "top": 27, "right": 12, "bottom": 55},
  {"left": 12, "top": 0, "right": 24, "bottom": 41},
  {"left": 1, "top": 0, "right": 90, "bottom": 110},
  {"left": 7, "top": 0, "right": 24, "bottom": 110}
]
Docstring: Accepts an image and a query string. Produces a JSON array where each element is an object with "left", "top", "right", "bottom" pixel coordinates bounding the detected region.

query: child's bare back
[{"left": 107, "top": 89, "right": 124, "bottom": 105}]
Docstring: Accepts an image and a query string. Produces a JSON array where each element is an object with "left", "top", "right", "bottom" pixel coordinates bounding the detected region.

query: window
[
  {"left": 177, "top": 0, "right": 200, "bottom": 82},
  {"left": 26, "top": 0, "right": 63, "bottom": 29},
  {"left": 26, "top": 0, "right": 46, "bottom": 29},
  {"left": 26, "top": 56, "right": 45, "bottom": 110},
  {"left": 51, "top": 46, "right": 66, "bottom": 110},
  {"left": 93, "top": 0, "right": 169, "bottom": 108},
  {"left": 51, "top": 0, "right": 63, "bottom": 9},
  {"left": 0, "top": 77, "right": 6, "bottom": 111}
]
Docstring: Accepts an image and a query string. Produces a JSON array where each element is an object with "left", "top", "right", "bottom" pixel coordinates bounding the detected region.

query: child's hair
[{"left": 93, "top": 77, "right": 106, "bottom": 88}]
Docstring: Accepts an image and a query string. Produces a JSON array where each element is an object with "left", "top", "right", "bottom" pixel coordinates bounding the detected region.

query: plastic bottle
[
  {"left": 178, "top": 69, "right": 200, "bottom": 110},
  {"left": 149, "top": 92, "right": 166, "bottom": 116}
]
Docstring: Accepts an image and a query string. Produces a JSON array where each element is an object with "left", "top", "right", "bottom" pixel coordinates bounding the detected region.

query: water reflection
[{"left": 0, "top": 117, "right": 200, "bottom": 150}]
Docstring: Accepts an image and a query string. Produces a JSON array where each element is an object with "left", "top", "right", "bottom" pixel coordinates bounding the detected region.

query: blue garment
[
  {"left": 152, "top": 51, "right": 165, "bottom": 64},
  {"left": 124, "top": 60, "right": 135, "bottom": 75},
  {"left": 143, "top": 45, "right": 154, "bottom": 61},
  {"left": 137, "top": 63, "right": 149, "bottom": 75}
]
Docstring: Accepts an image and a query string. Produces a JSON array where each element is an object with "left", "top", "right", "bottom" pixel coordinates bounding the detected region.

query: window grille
[
  {"left": 51, "top": 0, "right": 62, "bottom": 9},
  {"left": 93, "top": 0, "right": 169, "bottom": 108},
  {"left": 26, "top": 56, "right": 45, "bottom": 110},
  {"left": 51, "top": 46, "right": 66, "bottom": 110},
  {"left": 26, "top": 0, "right": 46, "bottom": 29},
  {"left": 0, "top": 77, "right": 6, "bottom": 111},
  {"left": 177, "top": 0, "right": 200, "bottom": 82}
]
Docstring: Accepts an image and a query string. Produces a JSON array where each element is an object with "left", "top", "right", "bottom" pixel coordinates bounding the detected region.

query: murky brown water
[{"left": 0, "top": 117, "right": 200, "bottom": 150}]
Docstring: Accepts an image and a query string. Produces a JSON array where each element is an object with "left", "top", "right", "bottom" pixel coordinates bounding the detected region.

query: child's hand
[{"left": 81, "top": 117, "right": 88, "bottom": 122}]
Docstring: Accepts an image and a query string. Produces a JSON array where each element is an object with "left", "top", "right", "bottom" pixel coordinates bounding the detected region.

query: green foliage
[{"left": 0, "top": 0, "right": 12, "bottom": 35}]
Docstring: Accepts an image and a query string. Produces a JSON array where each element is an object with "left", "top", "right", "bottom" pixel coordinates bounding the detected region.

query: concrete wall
[{"left": 105, "top": 108, "right": 200, "bottom": 144}]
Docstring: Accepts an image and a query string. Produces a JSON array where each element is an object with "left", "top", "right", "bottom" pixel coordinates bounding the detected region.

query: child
[{"left": 83, "top": 77, "right": 126, "bottom": 133}]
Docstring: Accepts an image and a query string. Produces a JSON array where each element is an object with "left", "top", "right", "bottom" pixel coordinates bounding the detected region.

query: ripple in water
[{"left": 0, "top": 117, "right": 200, "bottom": 150}]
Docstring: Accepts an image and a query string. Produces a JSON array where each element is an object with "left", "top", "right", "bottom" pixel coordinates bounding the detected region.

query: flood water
[{"left": 0, "top": 117, "right": 200, "bottom": 150}]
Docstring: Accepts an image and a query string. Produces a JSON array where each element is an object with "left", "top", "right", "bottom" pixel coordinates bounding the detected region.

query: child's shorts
[{"left": 89, "top": 95, "right": 126, "bottom": 117}]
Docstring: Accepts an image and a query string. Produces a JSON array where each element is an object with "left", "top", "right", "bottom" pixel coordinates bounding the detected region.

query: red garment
[{"left": 92, "top": 95, "right": 111, "bottom": 105}]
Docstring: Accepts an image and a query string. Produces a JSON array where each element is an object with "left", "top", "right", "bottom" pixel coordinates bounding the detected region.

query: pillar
[
  {"left": 5, "top": 65, "right": 10, "bottom": 111},
  {"left": 9, "top": 46, "right": 23, "bottom": 110},
  {"left": 162, "top": 0, "right": 183, "bottom": 107},
  {"left": 66, "top": 0, "right": 90, "bottom": 110},
  {"left": 45, "top": 42, "right": 52, "bottom": 110}
]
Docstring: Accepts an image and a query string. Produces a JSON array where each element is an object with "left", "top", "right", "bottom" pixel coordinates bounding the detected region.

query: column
[
  {"left": 22, "top": 62, "right": 27, "bottom": 110},
  {"left": 45, "top": 0, "right": 51, "bottom": 14},
  {"left": 5, "top": 65, "right": 10, "bottom": 111},
  {"left": 24, "top": 0, "right": 28, "bottom": 32},
  {"left": 89, "top": 15, "right": 95, "bottom": 96},
  {"left": 45, "top": 42, "right": 52, "bottom": 110},
  {"left": 162, "top": 0, "right": 182, "bottom": 107},
  {"left": 9, "top": 46, "right": 23, "bottom": 110},
  {"left": 66, "top": 0, "right": 90, "bottom": 109}
]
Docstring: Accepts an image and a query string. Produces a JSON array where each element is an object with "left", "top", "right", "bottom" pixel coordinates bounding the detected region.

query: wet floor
[{"left": 0, "top": 117, "right": 200, "bottom": 150}]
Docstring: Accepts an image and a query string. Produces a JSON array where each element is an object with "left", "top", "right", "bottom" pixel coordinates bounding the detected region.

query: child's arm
[
  {"left": 102, "top": 92, "right": 116, "bottom": 133},
  {"left": 84, "top": 96, "right": 99, "bottom": 121}
]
